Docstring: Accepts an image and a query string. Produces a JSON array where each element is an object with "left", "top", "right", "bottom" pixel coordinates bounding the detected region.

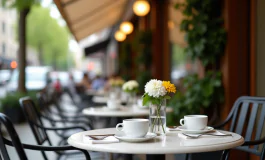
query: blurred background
[{"left": 0, "top": 0, "right": 264, "bottom": 159}]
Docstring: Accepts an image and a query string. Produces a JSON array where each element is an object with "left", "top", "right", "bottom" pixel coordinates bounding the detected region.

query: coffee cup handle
[
  {"left": 116, "top": 123, "right": 124, "bottom": 131},
  {"left": 179, "top": 119, "right": 185, "bottom": 126}
]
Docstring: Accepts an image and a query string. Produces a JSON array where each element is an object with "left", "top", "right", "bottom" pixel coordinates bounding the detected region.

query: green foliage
[
  {"left": 119, "top": 41, "right": 132, "bottom": 81},
  {"left": 1, "top": 0, "right": 41, "bottom": 11},
  {"left": 27, "top": 5, "right": 69, "bottom": 70},
  {"left": 0, "top": 91, "right": 38, "bottom": 110},
  {"left": 175, "top": 0, "right": 226, "bottom": 66},
  {"left": 168, "top": 71, "right": 224, "bottom": 125},
  {"left": 168, "top": 0, "right": 226, "bottom": 125},
  {"left": 133, "top": 30, "right": 153, "bottom": 93},
  {"left": 143, "top": 93, "right": 171, "bottom": 106}
]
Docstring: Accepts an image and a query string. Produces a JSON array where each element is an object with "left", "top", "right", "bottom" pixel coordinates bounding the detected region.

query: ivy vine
[{"left": 168, "top": 0, "right": 226, "bottom": 125}]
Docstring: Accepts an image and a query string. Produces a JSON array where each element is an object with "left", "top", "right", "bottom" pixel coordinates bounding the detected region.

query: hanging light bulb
[
  {"left": 120, "top": 21, "right": 134, "bottom": 35},
  {"left": 133, "top": 0, "right": 150, "bottom": 17},
  {"left": 114, "top": 30, "right": 126, "bottom": 42}
]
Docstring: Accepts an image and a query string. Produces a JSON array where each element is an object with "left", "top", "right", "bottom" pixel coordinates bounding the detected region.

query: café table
[
  {"left": 82, "top": 106, "right": 173, "bottom": 117},
  {"left": 67, "top": 128, "right": 244, "bottom": 160}
]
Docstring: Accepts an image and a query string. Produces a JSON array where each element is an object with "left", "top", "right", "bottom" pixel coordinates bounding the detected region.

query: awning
[
  {"left": 53, "top": 0, "right": 129, "bottom": 41},
  {"left": 84, "top": 37, "right": 111, "bottom": 56}
]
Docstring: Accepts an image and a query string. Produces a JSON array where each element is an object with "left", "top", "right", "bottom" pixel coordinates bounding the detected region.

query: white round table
[
  {"left": 82, "top": 106, "right": 173, "bottom": 117},
  {"left": 68, "top": 128, "right": 244, "bottom": 160}
]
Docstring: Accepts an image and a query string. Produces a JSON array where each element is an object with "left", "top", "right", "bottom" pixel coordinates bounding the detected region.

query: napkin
[
  {"left": 178, "top": 130, "right": 231, "bottom": 139},
  {"left": 83, "top": 135, "right": 119, "bottom": 144}
]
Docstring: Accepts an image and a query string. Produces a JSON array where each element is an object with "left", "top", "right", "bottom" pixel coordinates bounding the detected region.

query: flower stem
[{"left": 156, "top": 105, "right": 165, "bottom": 134}]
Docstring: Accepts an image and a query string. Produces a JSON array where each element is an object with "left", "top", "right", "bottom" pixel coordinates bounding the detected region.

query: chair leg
[
  {"left": 185, "top": 153, "right": 190, "bottom": 160},
  {"left": 221, "top": 150, "right": 230, "bottom": 160}
]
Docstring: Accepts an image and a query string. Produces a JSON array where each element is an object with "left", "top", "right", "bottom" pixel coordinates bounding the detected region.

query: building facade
[{"left": 0, "top": 6, "right": 39, "bottom": 69}]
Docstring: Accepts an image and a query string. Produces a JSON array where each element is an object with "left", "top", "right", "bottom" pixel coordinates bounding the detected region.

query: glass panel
[{"left": 168, "top": 0, "right": 197, "bottom": 85}]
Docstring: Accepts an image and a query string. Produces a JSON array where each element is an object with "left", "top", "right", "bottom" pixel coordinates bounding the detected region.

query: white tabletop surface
[
  {"left": 92, "top": 96, "right": 109, "bottom": 103},
  {"left": 67, "top": 128, "right": 244, "bottom": 155},
  {"left": 82, "top": 106, "right": 173, "bottom": 117}
]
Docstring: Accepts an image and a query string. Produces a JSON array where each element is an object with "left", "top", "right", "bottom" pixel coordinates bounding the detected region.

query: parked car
[
  {"left": 5, "top": 66, "right": 52, "bottom": 93},
  {"left": 0, "top": 70, "right": 11, "bottom": 86}
]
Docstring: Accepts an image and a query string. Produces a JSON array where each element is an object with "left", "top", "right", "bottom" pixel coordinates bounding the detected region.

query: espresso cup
[
  {"left": 116, "top": 119, "right": 149, "bottom": 138},
  {"left": 107, "top": 100, "right": 120, "bottom": 109},
  {"left": 179, "top": 115, "right": 208, "bottom": 130}
]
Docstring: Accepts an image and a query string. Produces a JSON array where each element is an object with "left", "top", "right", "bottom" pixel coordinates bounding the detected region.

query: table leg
[{"left": 146, "top": 154, "right": 165, "bottom": 160}]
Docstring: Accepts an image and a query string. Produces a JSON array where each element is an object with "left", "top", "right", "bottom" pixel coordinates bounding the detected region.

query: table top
[
  {"left": 86, "top": 90, "right": 107, "bottom": 97},
  {"left": 82, "top": 106, "right": 173, "bottom": 117},
  {"left": 67, "top": 128, "right": 244, "bottom": 155}
]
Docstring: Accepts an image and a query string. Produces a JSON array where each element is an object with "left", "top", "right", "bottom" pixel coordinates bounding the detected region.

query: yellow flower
[{"left": 162, "top": 81, "right": 176, "bottom": 93}]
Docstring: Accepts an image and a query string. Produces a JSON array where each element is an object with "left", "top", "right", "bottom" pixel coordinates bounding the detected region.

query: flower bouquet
[
  {"left": 142, "top": 79, "right": 176, "bottom": 134},
  {"left": 122, "top": 80, "right": 139, "bottom": 107}
]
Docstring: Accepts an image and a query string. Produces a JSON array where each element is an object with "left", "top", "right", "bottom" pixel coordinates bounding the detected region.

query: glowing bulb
[
  {"left": 120, "top": 21, "right": 134, "bottom": 34},
  {"left": 133, "top": 0, "right": 150, "bottom": 17},
  {"left": 114, "top": 30, "right": 126, "bottom": 42}
]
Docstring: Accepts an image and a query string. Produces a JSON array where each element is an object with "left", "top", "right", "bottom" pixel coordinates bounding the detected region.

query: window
[
  {"left": 2, "top": 43, "right": 5, "bottom": 55},
  {"left": 2, "top": 22, "right": 5, "bottom": 34},
  {"left": 168, "top": 0, "right": 197, "bottom": 84}
]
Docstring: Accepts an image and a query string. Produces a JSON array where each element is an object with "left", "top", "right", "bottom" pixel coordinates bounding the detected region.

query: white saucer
[
  {"left": 114, "top": 132, "right": 157, "bottom": 142},
  {"left": 177, "top": 126, "right": 214, "bottom": 134},
  {"left": 104, "top": 106, "right": 122, "bottom": 111}
]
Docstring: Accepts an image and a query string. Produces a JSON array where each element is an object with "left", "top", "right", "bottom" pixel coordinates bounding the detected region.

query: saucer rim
[
  {"left": 114, "top": 132, "right": 157, "bottom": 142},
  {"left": 177, "top": 126, "right": 214, "bottom": 133}
]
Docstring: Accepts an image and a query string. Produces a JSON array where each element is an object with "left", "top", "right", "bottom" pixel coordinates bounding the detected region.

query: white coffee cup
[
  {"left": 107, "top": 100, "right": 120, "bottom": 109},
  {"left": 116, "top": 119, "right": 149, "bottom": 138},
  {"left": 179, "top": 115, "right": 208, "bottom": 130}
]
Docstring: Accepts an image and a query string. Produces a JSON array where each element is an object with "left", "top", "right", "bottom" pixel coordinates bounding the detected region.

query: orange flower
[{"left": 162, "top": 81, "right": 176, "bottom": 93}]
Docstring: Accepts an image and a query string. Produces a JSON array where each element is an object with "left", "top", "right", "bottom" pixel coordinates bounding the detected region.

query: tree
[
  {"left": 27, "top": 6, "right": 69, "bottom": 69},
  {"left": 2, "top": 0, "right": 41, "bottom": 93}
]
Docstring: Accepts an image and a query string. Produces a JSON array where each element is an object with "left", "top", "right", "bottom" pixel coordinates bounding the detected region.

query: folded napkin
[
  {"left": 178, "top": 130, "right": 231, "bottom": 139},
  {"left": 83, "top": 135, "right": 119, "bottom": 144}
]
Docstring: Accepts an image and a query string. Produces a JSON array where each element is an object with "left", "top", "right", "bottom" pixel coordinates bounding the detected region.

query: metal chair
[
  {"left": 19, "top": 96, "right": 89, "bottom": 159},
  {"left": 36, "top": 92, "right": 94, "bottom": 129},
  {"left": 217, "top": 96, "right": 265, "bottom": 160},
  {"left": 186, "top": 96, "right": 265, "bottom": 160},
  {"left": 0, "top": 113, "right": 90, "bottom": 160}
]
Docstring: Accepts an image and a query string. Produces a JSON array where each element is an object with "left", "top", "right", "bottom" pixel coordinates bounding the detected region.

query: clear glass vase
[
  {"left": 126, "top": 92, "right": 137, "bottom": 107},
  {"left": 149, "top": 100, "right": 166, "bottom": 135}
]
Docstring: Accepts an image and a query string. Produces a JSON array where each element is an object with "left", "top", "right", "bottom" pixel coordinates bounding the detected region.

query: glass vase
[
  {"left": 149, "top": 100, "right": 166, "bottom": 135},
  {"left": 126, "top": 92, "right": 137, "bottom": 107}
]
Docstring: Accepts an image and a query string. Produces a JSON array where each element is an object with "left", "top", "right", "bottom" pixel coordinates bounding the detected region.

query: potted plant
[{"left": 0, "top": 91, "right": 38, "bottom": 123}]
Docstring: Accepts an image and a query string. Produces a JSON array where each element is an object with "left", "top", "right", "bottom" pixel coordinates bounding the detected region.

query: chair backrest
[
  {"left": 0, "top": 113, "right": 28, "bottom": 160},
  {"left": 19, "top": 97, "right": 51, "bottom": 146},
  {"left": 225, "top": 96, "right": 265, "bottom": 159}
]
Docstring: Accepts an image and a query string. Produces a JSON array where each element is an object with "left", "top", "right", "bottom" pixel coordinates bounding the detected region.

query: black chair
[
  {"left": 19, "top": 96, "right": 89, "bottom": 159},
  {"left": 0, "top": 113, "right": 91, "bottom": 160},
  {"left": 217, "top": 96, "right": 265, "bottom": 160},
  {"left": 36, "top": 92, "right": 94, "bottom": 129},
  {"left": 189, "top": 96, "right": 265, "bottom": 160}
]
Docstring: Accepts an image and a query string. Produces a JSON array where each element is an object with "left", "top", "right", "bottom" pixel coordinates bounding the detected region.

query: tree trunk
[
  {"left": 17, "top": 8, "right": 30, "bottom": 93},
  {"left": 53, "top": 52, "right": 57, "bottom": 71},
  {"left": 38, "top": 43, "right": 43, "bottom": 65}
]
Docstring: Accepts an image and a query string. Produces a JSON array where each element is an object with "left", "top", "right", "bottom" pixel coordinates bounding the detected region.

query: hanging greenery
[
  {"left": 168, "top": 0, "right": 226, "bottom": 125},
  {"left": 176, "top": 0, "right": 226, "bottom": 67},
  {"left": 132, "top": 30, "right": 152, "bottom": 94}
]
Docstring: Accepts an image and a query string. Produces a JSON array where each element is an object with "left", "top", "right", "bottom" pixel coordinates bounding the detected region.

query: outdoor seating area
[{"left": 0, "top": 0, "right": 265, "bottom": 160}]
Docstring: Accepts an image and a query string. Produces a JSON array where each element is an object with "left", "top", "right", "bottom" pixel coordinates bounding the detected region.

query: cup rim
[
  {"left": 123, "top": 118, "right": 149, "bottom": 122},
  {"left": 184, "top": 115, "right": 208, "bottom": 118}
]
